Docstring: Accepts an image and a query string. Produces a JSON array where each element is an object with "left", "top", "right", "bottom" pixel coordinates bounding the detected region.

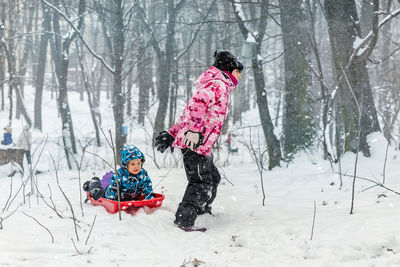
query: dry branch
[
  {"left": 85, "top": 215, "right": 97, "bottom": 245},
  {"left": 22, "top": 211, "right": 54, "bottom": 243},
  {"left": 339, "top": 172, "right": 400, "bottom": 196},
  {"left": 50, "top": 155, "right": 80, "bottom": 241},
  {"left": 310, "top": 201, "right": 316, "bottom": 240}
]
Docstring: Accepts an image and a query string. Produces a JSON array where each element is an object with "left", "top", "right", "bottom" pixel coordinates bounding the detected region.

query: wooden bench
[{"left": 0, "top": 147, "right": 24, "bottom": 169}]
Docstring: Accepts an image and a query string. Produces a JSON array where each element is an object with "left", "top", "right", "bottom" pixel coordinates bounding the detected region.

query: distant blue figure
[{"left": 2, "top": 126, "right": 13, "bottom": 145}]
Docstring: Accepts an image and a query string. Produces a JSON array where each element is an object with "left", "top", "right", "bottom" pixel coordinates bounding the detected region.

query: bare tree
[
  {"left": 110, "top": 0, "right": 125, "bottom": 163},
  {"left": 14, "top": 0, "right": 35, "bottom": 122},
  {"left": 279, "top": 0, "right": 315, "bottom": 158},
  {"left": 324, "top": 0, "right": 381, "bottom": 157},
  {"left": 44, "top": 0, "right": 86, "bottom": 168},
  {"left": 0, "top": 1, "right": 5, "bottom": 111},
  {"left": 34, "top": 2, "right": 51, "bottom": 131},
  {"left": 138, "top": 0, "right": 215, "bottom": 137},
  {"left": 138, "top": 0, "right": 187, "bottom": 137},
  {"left": 305, "top": 0, "right": 331, "bottom": 160},
  {"left": 0, "top": 1, "right": 16, "bottom": 125},
  {"left": 76, "top": 40, "right": 101, "bottom": 147},
  {"left": 232, "top": 0, "right": 282, "bottom": 169}
]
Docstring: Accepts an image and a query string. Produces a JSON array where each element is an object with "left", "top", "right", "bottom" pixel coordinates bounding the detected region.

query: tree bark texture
[
  {"left": 5, "top": 0, "right": 15, "bottom": 124},
  {"left": 0, "top": 51, "right": 4, "bottom": 111},
  {"left": 0, "top": 0, "right": 4, "bottom": 111},
  {"left": 15, "top": 0, "right": 34, "bottom": 120},
  {"left": 233, "top": 0, "right": 282, "bottom": 169},
  {"left": 34, "top": 2, "right": 51, "bottom": 131},
  {"left": 168, "top": 59, "right": 178, "bottom": 129},
  {"left": 153, "top": 0, "right": 183, "bottom": 136},
  {"left": 252, "top": 47, "right": 282, "bottom": 169},
  {"left": 111, "top": 0, "right": 125, "bottom": 163},
  {"left": 48, "top": 0, "right": 86, "bottom": 168},
  {"left": 324, "top": 0, "right": 380, "bottom": 157},
  {"left": 360, "top": 0, "right": 374, "bottom": 37},
  {"left": 279, "top": 0, "right": 315, "bottom": 158},
  {"left": 76, "top": 41, "right": 101, "bottom": 147},
  {"left": 137, "top": 51, "right": 151, "bottom": 125}
]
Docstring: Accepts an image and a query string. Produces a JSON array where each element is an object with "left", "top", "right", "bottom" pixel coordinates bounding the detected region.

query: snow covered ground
[{"left": 1, "top": 88, "right": 400, "bottom": 266}]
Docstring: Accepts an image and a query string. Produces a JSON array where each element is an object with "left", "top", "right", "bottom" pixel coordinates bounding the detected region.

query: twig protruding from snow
[
  {"left": 50, "top": 154, "right": 80, "bottom": 241},
  {"left": 22, "top": 211, "right": 54, "bottom": 243},
  {"left": 85, "top": 215, "right": 97, "bottom": 246},
  {"left": 310, "top": 201, "right": 316, "bottom": 241}
]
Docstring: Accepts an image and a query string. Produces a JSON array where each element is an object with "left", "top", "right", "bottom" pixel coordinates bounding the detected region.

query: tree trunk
[
  {"left": 233, "top": 0, "right": 282, "bottom": 169},
  {"left": 223, "top": 4, "right": 232, "bottom": 49},
  {"left": 76, "top": 41, "right": 101, "bottom": 147},
  {"left": 279, "top": 0, "right": 315, "bottom": 158},
  {"left": 126, "top": 72, "right": 133, "bottom": 117},
  {"left": 181, "top": 25, "right": 193, "bottom": 102},
  {"left": 168, "top": 59, "right": 178, "bottom": 129},
  {"left": 0, "top": 52, "right": 4, "bottom": 111},
  {"left": 324, "top": 0, "right": 381, "bottom": 157},
  {"left": 154, "top": 54, "right": 171, "bottom": 135},
  {"left": 234, "top": 66, "right": 249, "bottom": 124},
  {"left": 30, "top": 4, "right": 40, "bottom": 81},
  {"left": 90, "top": 19, "right": 101, "bottom": 110},
  {"left": 184, "top": 48, "right": 192, "bottom": 102},
  {"left": 15, "top": 0, "right": 34, "bottom": 120},
  {"left": 0, "top": 1, "right": 4, "bottom": 112},
  {"left": 153, "top": 0, "right": 183, "bottom": 136},
  {"left": 57, "top": 51, "right": 78, "bottom": 156},
  {"left": 5, "top": 0, "right": 16, "bottom": 124},
  {"left": 14, "top": 81, "right": 32, "bottom": 127},
  {"left": 95, "top": 65, "right": 103, "bottom": 108},
  {"left": 48, "top": 0, "right": 85, "bottom": 168},
  {"left": 137, "top": 51, "right": 151, "bottom": 125},
  {"left": 305, "top": 0, "right": 330, "bottom": 159},
  {"left": 205, "top": 17, "right": 213, "bottom": 67},
  {"left": 112, "top": 0, "right": 125, "bottom": 163},
  {"left": 34, "top": 1, "right": 51, "bottom": 131},
  {"left": 252, "top": 45, "right": 282, "bottom": 169},
  {"left": 377, "top": 0, "right": 397, "bottom": 143},
  {"left": 78, "top": 76, "right": 84, "bottom": 101},
  {"left": 360, "top": 0, "right": 374, "bottom": 37}
]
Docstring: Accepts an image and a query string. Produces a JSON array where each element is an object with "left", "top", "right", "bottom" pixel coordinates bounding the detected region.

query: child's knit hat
[
  {"left": 121, "top": 145, "right": 145, "bottom": 167},
  {"left": 212, "top": 49, "right": 244, "bottom": 73}
]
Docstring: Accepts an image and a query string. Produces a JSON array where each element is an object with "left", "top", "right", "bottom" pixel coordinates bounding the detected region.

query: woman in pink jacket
[{"left": 155, "top": 50, "right": 243, "bottom": 231}]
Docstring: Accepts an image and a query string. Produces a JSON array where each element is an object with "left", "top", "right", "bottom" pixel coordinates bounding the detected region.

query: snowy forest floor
[{"left": 1, "top": 89, "right": 400, "bottom": 266}]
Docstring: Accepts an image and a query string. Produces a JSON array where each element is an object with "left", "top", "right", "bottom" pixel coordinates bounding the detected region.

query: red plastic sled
[{"left": 87, "top": 192, "right": 165, "bottom": 214}]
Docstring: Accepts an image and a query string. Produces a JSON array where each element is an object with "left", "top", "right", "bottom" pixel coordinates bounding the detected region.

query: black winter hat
[{"left": 213, "top": 49, "right": 244, "bottom": 73}]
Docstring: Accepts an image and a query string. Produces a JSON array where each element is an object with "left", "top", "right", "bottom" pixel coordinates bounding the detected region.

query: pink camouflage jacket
[{"left": 168, "top": 66, "right": 236, "bottom": 156}]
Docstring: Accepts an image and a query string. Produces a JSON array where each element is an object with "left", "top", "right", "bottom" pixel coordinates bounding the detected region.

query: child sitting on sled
[{"left": 84, "top": 145, "right": 154, "bottom": 201}]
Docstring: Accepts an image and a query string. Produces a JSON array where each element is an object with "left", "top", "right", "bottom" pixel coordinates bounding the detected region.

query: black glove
[
  {"left": 155, "top": 130, "right": 175, "bottom": 153},
  {"left": 83, "top": 180, "right": 90, "bottom": 192},
  {"left": 91, "top": 187, "right": 105, "bottom": 200},
  {"left": 88, "top": 177, "right": 104, "bottom": 200}
]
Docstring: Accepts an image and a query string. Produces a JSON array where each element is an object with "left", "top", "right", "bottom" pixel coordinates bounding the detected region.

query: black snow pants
[{"left": 174, "top": 149, "right": 221, "bottom": 227}]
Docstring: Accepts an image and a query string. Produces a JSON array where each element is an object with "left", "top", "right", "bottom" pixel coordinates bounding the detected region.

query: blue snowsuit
[
  {"left": 105, "top": 145, "right": 153, "bottom": 200},
  {"left": 3, "top": 132, "right": 12, "bottom": 145}
]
